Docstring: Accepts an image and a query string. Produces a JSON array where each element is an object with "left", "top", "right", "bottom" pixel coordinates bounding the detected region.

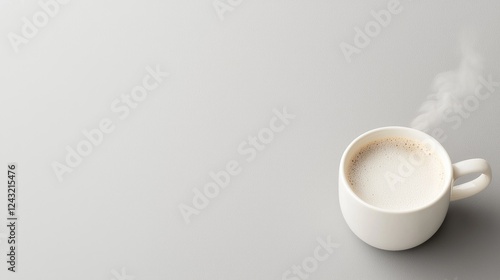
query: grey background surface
[{"left": 0, "top": 0, "right": 499, "bottom": 279}]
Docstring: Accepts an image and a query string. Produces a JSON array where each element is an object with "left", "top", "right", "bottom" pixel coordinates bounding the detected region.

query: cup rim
[{"left": 340, "top": 126, "right": 453, "bottom": 214}]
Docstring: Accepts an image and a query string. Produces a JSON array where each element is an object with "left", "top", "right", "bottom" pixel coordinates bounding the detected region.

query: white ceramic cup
[{"left": 339, "top": 126, "right": 492, "bottom": 251}]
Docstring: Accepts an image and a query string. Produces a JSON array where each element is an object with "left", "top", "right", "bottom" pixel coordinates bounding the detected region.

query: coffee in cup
[{"left": 347, "top": 136, "right": 445, "bottom": 211}]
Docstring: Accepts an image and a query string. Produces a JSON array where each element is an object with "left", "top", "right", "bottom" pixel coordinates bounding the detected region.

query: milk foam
[{"left": 347, "top": 137, "right": 445, "bottom": 211}]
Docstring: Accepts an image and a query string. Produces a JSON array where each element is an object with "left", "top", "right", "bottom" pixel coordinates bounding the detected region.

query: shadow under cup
[{"left": 339, "top": 127, "right": 453, "bottom": 250}]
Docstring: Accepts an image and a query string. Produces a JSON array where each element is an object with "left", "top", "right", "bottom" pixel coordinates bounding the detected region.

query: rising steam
[{"left": 410, "top": 31, "right": 483, "bottom": 132}]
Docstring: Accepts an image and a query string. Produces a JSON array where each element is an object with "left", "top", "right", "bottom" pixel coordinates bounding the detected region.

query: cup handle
[{"left": 451, "top": 159, "right": 492, "bottom": 201}]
